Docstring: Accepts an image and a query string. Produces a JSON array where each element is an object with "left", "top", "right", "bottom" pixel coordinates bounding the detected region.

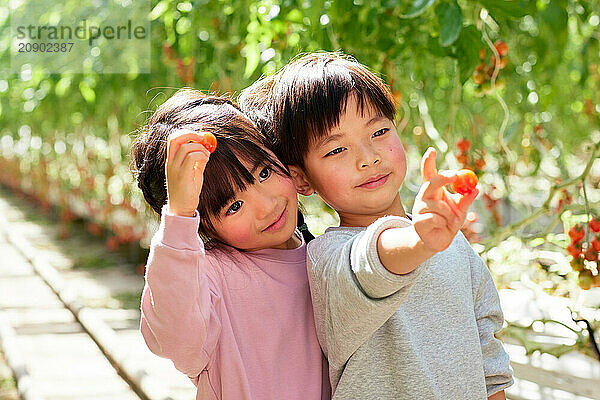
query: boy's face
[{"left": 292, "top": 95, "right": 407, "bottom": 226}]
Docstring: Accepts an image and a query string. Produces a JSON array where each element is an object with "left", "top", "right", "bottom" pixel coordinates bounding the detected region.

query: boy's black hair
[
  {"left": 239, "top": 52, "right": 397, "bottom": 169},
  {"left": 130, "top": 88, "right": 292, "bottom": 248}
]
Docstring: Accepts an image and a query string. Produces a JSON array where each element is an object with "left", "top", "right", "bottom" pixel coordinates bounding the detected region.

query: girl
[{"left": 130, "top": 89, "right": 329, "bottom": 400}]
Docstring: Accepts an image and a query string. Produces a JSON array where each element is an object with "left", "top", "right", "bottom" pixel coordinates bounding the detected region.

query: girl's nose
[{"left": 250, "top": 187, "right": 278, "bottom": 220}]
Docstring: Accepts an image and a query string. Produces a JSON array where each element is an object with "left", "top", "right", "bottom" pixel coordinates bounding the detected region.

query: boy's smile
[
  {"left": 291, "top": 95, "right": 408, "bottom": 227},
  {"left": 357, "top": 173, "right": 390, "bottom": 189}
]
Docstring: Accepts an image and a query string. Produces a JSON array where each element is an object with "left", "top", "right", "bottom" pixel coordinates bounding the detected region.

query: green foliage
[
  {"left": 0, "top": 0, "right": 598, "bottom": 247},
  {"left": 0, "top": 0, "right": 599, "bottom": 362}
]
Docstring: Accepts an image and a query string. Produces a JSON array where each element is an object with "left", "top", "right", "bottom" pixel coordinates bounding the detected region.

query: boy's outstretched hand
[
  {"left": 165, "top": 130, "right": 213, "bottom": 217},
  {"left": 412, "top": 147, "right": 479, "bottom": 253}
]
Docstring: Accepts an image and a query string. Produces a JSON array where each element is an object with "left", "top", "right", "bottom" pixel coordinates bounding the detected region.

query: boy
[{"left": 239, "top": 52, "right": 513, "bottom": 400}]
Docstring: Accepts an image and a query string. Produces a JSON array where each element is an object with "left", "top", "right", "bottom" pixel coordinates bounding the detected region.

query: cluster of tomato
[
  {"left": 472, "top": 40, "right": 508, "bottom": 95},
  {"left": 567, "top": 217, "right": 600, "bottom": 289},
  {"left": 555, "top": 188, "right": 573, "bottom": 213},
  {"left": 455, "top": 138, "right": 486, "bottom": 171},
  {"left": 163, "top": 42, "right": 196, "bottom": 84},
  {"left": 451, "top": 139, "right": 482, "bottom": 242},
  {"left": 455, "top": 138, "right": 503, "bottom": 228}
]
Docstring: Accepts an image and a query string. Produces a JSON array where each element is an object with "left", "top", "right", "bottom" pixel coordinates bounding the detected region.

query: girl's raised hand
[
  {"left": 412, "top": 147, "right": 479, "bottom": 253},
  {"left": 165, "top": 130, "right": 214, "bottom": 217}
]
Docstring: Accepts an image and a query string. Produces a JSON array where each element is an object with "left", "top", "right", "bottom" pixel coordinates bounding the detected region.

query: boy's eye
[
  {"left": 258, "top": 166, "right": 272, "bottom": 181},
  {"left": 372, "top": 128, "right": 389, "bottom": 137},
  {"left": 325, "top": 147, "right": 345, "bottom": 157},
  {"left": 226, "top": 200, "right": 243, "bottom": 215}
]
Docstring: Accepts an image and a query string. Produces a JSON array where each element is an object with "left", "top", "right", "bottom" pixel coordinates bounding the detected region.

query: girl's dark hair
[
  {"left": 130, "top": 88, "right": 290, "bottom": 247},
  {"left": 239, "top": 52, "right": 397, "bottom": 169}
]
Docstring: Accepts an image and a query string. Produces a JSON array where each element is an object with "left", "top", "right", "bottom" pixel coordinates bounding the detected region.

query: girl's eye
[
  {"left": 372, "top": 128, "right": 389, "bottom": 138},
  {"left": 258, "top": 166, "right": 272, "bottom": 181},
  {"left": 225, "top": 200, "right": 243, "bottom": 216},
  {"left": 325, "top": 147, "right": 345, "bottom": 157}
]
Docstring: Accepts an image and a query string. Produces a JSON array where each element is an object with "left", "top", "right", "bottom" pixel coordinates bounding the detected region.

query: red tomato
[
  {"left": 494, "top": 40, "right": 509, "bottom": 57},
  {"left": 199, "top": 132, "right": 217, "bottom": 153},
  {"left": 189, "top": 132, "right": 217, "bottom": 153},
  {"left": 591, "top": 235, "right": 600, "bottom": 252},
  {"left": 456, "top": 138, "right": 471, "bottom": 153},
  {"left": 566, "top": 242, "right": 582, "bottom": 258},
  {"left": 451, "top": 169, "right": 478, "bottom": 195},
  {"left": 589, "top": 217, "right": 600, "bottom": 233},
  {"left": 585, "top": 247, "right": 598, "bottom": 262},
  {"left": 568, "top": 224, "right": 585, "bottom": 244}
]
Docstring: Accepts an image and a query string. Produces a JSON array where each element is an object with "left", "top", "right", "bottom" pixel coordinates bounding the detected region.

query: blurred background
[{"left": 0, "top": 0, "right": 599, "bottom": 399}]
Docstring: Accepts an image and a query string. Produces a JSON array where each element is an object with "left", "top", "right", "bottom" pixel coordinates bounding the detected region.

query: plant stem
[
  {"left": 581, "top": 176, "right": 591, "bottom": 244},
  {"left": 480, "top": 18, "right": 514, "bottom": 173},
  {"left": 482, "top": 140, "right": 600, "bottom": 252}
]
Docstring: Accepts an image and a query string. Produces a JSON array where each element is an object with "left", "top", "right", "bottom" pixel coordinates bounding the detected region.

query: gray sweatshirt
[{"left": 306, "top": 216, "right": 513, "bottom": 400}]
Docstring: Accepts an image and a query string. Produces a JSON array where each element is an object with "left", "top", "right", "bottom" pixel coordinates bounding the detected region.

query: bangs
[
  {"left": 270, "top": 53, "right": 396, "bottom": 166},
  {"left": 199, "top": 136, "right": 289, "bottom": 223}
]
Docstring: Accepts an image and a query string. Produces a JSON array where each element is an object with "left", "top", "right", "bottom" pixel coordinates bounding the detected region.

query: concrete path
[{"left": 0, "top": 187, "right": 195, "bottom": 400}]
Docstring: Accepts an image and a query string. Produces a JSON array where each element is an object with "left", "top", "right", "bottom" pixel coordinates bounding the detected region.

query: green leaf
[
  {"left": 436, "top": 0, "right": 462, "bottom": 47},
  {"left": 427, "top": 35, "right": 453, "bottom": 58},
  {"left": 541, "top": 0, "right": 568, "bottom": 31},
  {"left": 401, "top": 0, "right": 436, "bottom": 18},
  {"left": 150, "top": 1, "right": 168, "bottom": 21},
  {"left": 478, "top": 0, "right": 529, "bottom": 19},
  {"left": 286, "top": 9, "right": 303, "bottom": 23},
  {"left": 55, "top": 76, "right": 72, "bottom": 97},
  {"left": 175, "top": 17, "right": 191, "bottom": 35},
  {"left": 79, "top": 81, "right": 95, "bottom": 104},
  {"left": 243, "top": 42, "right": 260, "bottom": 78},
  {"left": 454, "top": 24, "right": 481, "bottom": 84}
]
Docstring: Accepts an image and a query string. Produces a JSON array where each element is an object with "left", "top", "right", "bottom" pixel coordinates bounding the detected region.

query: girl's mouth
[
  {"left": 263, "top": 207, "right": 287, "bottom": 232},
  {"left": 357, "top": 173, "right": 390, "bottom": 189}
]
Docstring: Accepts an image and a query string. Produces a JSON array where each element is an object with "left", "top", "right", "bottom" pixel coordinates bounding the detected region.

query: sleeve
[
  {"left": 307, "top": 216, "right": 425, "bottom": 374},
  {"left": 139, "top": 205, "right": 222, "bottom": 381},
  {"left": 465, "top": 235, "right": 514, "bottom": 396}
]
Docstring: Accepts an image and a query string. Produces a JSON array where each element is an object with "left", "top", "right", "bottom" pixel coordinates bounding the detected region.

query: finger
[
  {"left": 420, "top": 147, "right": 437, "bottom": 183},
  {"left": 456, "top": 188, "right": 479, "bottom": 214},
  {"left": 421, "top": 173, "right": 458, "bottom": 200},
  {"left": 167, "top": 130, "right": 206, "bottom": 167},
  {"left": 416, "top": 212, "right": 447, "bottom": 231},
  {"left": 416, "top": 200, "right": 456, "bottom": 226},
  {"left": 442, "top": 191, "right": 463, "bottom": 220},
  {"left": 181, "top": 148, "right": 211, "bottom": 171},
  {"left": 170, "top": 139, "right": 212, "bottom": 172}
]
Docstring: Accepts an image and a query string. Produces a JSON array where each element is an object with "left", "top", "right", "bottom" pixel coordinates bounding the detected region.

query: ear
[{"left": 288, "top": 166, "right": 315, "bottom": 196}]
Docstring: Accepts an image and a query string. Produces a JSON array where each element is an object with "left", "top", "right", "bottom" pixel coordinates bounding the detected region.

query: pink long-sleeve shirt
[{"left": 140, "top": 206, "right": 330, "bottom": 400}]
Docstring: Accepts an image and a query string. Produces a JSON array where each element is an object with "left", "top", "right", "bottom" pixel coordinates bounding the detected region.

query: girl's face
[{"left": 210, "top": 159, "right": 301, "bottom": 252}]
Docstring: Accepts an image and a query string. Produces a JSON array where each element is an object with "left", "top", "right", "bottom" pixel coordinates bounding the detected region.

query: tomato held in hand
[
  {"left": 451, "top": 169, "right": 478, "bottom": 195},
  {"left": 189, "top": 132, "right": 217, "bottom": 153},
  {"left": 200, "top": 132, "right": 217, "bottom": 153}
]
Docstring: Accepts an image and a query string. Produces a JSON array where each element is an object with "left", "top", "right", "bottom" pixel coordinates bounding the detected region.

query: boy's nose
[
  {"left": 360, "top": 159, "right": 380, "bottom": 168},
  {"left": 357, "top": 146, "right": 381, "bottom": 169}
]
